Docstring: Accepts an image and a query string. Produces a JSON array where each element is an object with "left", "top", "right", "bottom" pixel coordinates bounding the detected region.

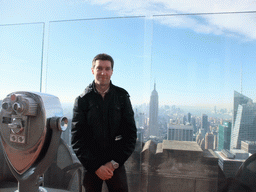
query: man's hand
[
  {"left": 104, "top": 161, "right": 115, "bottom": 172},
  {"left": 95, "top": 165, "right": 113, "bottom": 180}
]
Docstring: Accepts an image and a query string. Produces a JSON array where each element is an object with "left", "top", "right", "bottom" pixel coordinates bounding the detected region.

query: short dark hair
[{"left": 92, "top": 53, "right": 114, "bottom": 69}]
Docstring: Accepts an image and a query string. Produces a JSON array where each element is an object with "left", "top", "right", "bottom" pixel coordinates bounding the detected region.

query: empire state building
[{"left": 149, "top": 83, "right": 159, "bottom": 136}]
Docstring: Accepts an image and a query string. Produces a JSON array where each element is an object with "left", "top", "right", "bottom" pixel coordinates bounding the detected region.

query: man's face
[{"left": 91, "top": 60, "right": 113, "bottom": 86}]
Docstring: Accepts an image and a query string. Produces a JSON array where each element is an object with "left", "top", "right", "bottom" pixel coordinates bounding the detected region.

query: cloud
[
  {"left": 2, "top": 0, "right": 255, "bottom": 40},
  {"left": 86, "top": 0, "right": 256, "bottom": 40},
  {"left": 206, "top": 14, "right": 256, "bottom": 40}
]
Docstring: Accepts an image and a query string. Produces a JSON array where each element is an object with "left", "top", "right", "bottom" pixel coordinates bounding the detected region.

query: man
[{"left": 72, "top": 53, "right": 137, "bottom": 192}]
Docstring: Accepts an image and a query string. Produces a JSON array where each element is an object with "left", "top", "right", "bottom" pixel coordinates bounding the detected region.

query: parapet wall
[
  {"left": 1, "top": 139, "right": 219, "bottom": 192},
  {"left": 125, "top": 140, "right": 219, "bottom": 192}
]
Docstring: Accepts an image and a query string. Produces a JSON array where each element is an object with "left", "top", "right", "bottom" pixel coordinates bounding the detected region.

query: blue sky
[{"left": 1, "top": 0, "right": 256, "bottom": 110}]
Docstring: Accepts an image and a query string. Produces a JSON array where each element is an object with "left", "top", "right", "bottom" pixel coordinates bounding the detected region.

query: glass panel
[
  {"left": 1, "top": 11, "right": 256, "bottom": 192},
  {"left": 46, "top": 17, "right": 146, "bottom": 117},
  {"left": 0, "top": 23, "right": 44, "bottom": 99},
  {"left": 148, "top": 13, "right": 256, "bottom": 192},
  {"left": 151, "top": 13, "right": 256, "bottom": 118}
]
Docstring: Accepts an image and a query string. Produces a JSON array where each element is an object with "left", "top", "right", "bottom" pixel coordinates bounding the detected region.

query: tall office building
[
  {"left": 149, "top": 83, "right": 159, "bottom": 136},
  {"left": 134, "top": 109, "right": 145, "bottom": 129},
  {"left": 233, "top": 91, "right": 253, "bottom": 129},
  {"left": 218, "top": 121, "right": 232, "bottom": 151},
  {"left": 201, "top": 114, "right": 208, "bottom": 135},
  {"left": 205, "top": 132, "right": 214, "bottom": 149},
  {"left": 213, "top": 131, "right": 218, "bottom": 150},
  {"left": 231, "top": 103, "right": 256, "bottom": 149},
  {"left": 191, "top": 117, "right": 197, "bottom": 133},
  {"left": 182, "top": 115, "right": 187, "bottom": 125},
  {"left": 167, "top": 124, "right": 193, "bottom": 141},
  {"left": 137, "top": 127, "right": 144, "bottom": 142},
  {"left": 187, "top": 113, "right": 191, "bottom": 123},
  {"left": 138, "top": 113, "right": 145, "bottom": 128}
]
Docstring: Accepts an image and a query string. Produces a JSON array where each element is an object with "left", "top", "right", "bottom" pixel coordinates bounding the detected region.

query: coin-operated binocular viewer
[{"left": 0, "top": 92, "right": 68, "bottom": 192}]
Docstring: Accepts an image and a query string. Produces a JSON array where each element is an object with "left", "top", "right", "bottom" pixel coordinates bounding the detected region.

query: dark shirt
[{"left": 92, "top": 83, "right": 112, "bottom": 151}]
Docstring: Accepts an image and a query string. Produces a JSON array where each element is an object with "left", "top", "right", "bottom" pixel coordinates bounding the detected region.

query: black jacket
[{"left": 71, "top": 81, "right": 137, "bottom": 173}]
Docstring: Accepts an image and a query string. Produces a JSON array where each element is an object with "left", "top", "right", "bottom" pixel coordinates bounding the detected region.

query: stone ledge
[{"left": 162, "top": 140, "right": 203, "bottom": 152}]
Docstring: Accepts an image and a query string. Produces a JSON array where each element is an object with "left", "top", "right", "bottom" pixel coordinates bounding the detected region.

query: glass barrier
[
  {"left": 0, "top": 23, "right": 44, "bottom": 100},
  {"left": 46, "top": 17, "right": 146, "bottom": 119},
  {"left": 1, "top": 11, "right": 256, "bottom": 192},
  {"left": 150, "top": 13, "right": 256, "bottom": 143},
  {"left": 152, "top": 13, "right": 256, "bottom": 111}
]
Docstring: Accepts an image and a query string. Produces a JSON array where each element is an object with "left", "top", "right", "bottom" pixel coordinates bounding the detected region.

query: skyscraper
[
  {"left": 182, "top": 115, "right": 187, "bottom": 125},
  {"left": 187, "top": 112, "right": 191, "bottom": 123},
  {"left": 231, "top": 103, "right": 256, "bottom": 149},
  {"left": 233, "top": 91, "right": 253, "bottom": 129},
  {"left": 205, "top": 132, "right": 214, "bottom": 149},
  {"left": 201, "top": 114, "right": 208, "bottom": 135},
  {"left": 191, "top": 117, "right": 197, "bottom": 133},
  {"left": 218, "top": 121, "right": 232, "bottom": 151},
  {"left": 149, "top": 83, "right": 158, "bottom": 136}
]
